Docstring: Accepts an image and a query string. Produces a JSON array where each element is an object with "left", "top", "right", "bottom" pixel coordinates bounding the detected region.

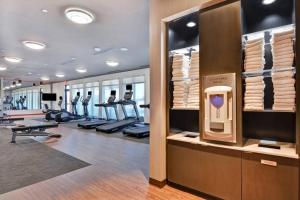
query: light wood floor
[{"left": 0, "top": 123, "right": 204, "bottom": 200}]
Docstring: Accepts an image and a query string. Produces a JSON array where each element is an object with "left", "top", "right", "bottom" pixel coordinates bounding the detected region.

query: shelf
[
  {"left": 243, "top": 109, "right": 296, "bottom": 113},
  {"left": 169, "top": 45, "right": 199, "bottom": 55},
  {"left": 171, "top": 77, "right": 199, "bottom": 82},
  {"left": 242, "top": 67, "right": 296, "bottom": 78}
]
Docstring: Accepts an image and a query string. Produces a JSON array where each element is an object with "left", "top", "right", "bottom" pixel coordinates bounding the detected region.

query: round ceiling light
[
  {"left": 106, "top": 60, "right": 119, "bottom": 67},
  {"left": 65, "top": 7, "right": 95, "bottom": 24},
  {"left": 94, "top": 47, "right": 101, "bottom": 52},
  {"left": 23, "top": 41, "right": 46, "bottom": 50},
  {"left": 0, "top": 66, "right": 7, "bottom": 71},
  {"left": 186, "top": 21, "right": 196, "bottom": 28},
  {"left": 56, "top": 73, "right": 65, "bottom": 78},
  {"left": 41, "top": 76, "right": 50, "bottom": 81},
  {"left": 262, "top": 0, "right": 276, "bottom": 5},
  {"left": 4, "top": 56, "right": 22, "bottom": 63},
  {"left": 120, "top": 47, "right": 128, "bottom": 52},
  {"left": 76, "top": 68, "right": 87, "bottom": 73}
]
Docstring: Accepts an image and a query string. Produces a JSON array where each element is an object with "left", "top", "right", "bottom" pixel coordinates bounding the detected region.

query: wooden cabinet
[
  {"left": 167, "top": 142, "right": 201, "bottom": 191},
  {"left": 198, "top": 145, "right": 242, "bottom": 200},
  {"left": 167, "top": 140, "right": 242, "bottom": 200},
  {"left": 242, "top": 152, "right": 299, "bottom": 200}
]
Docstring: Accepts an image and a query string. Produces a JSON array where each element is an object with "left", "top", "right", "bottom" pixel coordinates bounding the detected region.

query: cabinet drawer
[{"left": 242, "top": 152, "right": 299, "bottom": 200}]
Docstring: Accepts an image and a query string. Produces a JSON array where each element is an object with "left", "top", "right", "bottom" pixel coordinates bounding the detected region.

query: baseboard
[{"left": 149, "top": 178, "right": 167, "bottom": 188}]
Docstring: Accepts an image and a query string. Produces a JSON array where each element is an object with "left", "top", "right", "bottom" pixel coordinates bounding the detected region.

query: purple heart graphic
[{"left": 210, "top": 95, "right": 224, "bottom": 109}]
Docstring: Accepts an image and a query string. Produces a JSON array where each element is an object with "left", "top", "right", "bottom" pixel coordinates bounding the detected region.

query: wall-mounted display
[{"left": 203, "top": 73, "right": 236, "bottom": 143}]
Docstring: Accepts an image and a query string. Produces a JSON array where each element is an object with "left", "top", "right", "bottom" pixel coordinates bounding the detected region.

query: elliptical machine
[
  {"left": 45, "top": 96, "right": 64, "bottom": 120},
  {"left": 55, "top": 92, "right": 91, "bottom": 123},
  {"left": 15, "top": 96, "right": 21, "bottom": 110},
  {"left": 20, "top": 96, "right": 27, "bottom": 110}
]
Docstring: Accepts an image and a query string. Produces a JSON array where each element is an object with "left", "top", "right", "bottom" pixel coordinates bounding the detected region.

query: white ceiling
[{"left": 0, "top": 0, "right": 149, "bottom": 85}]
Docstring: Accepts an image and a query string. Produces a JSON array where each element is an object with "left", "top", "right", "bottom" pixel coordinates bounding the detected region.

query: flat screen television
[{"left": 42, "top": 93, "right": 57, "bottom": 101}]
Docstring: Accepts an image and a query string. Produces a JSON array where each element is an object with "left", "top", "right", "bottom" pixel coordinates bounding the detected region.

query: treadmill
[
  {"left": 96, "top": 84, "right": 140, "bottom": 133},
  {"left": 78, "top": 90, "right": 119, "bottom": 129},
  {"left": 122, "top": 104, "right": 150, "bottom": 138}
]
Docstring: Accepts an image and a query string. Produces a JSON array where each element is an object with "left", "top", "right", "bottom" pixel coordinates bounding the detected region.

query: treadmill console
[
  {"left": 108, "top": 90, "right": 116, "bottom": 103},
  {"left": 124, "top": 84, "right": 133, "bottom": 101}
]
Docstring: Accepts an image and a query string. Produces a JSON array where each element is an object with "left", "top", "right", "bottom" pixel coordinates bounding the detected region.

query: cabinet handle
[{"left": 261, "top": 159, "right": 277, "bottom": 167}]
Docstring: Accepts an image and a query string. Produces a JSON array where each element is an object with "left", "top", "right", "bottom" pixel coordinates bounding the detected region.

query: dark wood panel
[
  {"left": 199, "top": 1, "right": 243, "bottom": 146},
  {"left": 197, "top": 145, "right": 242, "bottom": 200},
  {"left": 296, "top": 0, "right": 300, "bottom": 154},
  {"left": 167, "top": 140, "right": 242, "bottom": 200},
  {"left": 242, "top": 152, "right": 299, "bottom": 200},
  {"left": 167, "top": 143, "right": 201, "bottom": 190}
]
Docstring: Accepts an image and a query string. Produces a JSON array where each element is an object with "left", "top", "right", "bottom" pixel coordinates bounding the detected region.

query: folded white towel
[
  {"left": 274, "top": 87, "right": 295, "bottom": 93},
  {"left": 244, "top": 94, "right": 264, "bottom": 98},
  {"left": 272, "top": 79, "right": 295, "bottom": 85},
  {"left": 273, "top": 84, "right": 295, "bottom": 89},
  {"left": 273, "top": 106, "right": 295, "bottom": 112},
  {"left": 245, "top": 90, "right": 264, "bottom": 95},
  {"left": 274, "top": 94, "right": 295, "bottom": 99},
  {"left": 246, "top": 85, "right": 265, "bottom": 90},
  {"left": 274, "top": 99, "right": 295, "bottom": 104},
  {"left": 245, "top": 76, "right": 264, "bottom": 83}
]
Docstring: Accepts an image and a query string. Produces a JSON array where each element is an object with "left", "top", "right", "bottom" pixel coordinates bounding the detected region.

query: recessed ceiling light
[
  {"left": 65, "top": 7, "right": 95, "bottom": 24},
  {"left": 262, "top": 0, "right": 276, "bottom": 5},
  {"left": 76, "top": 68, "right": 87, "bottom": 73},
  {"left": 27, "top": 72, "right": 32, "bottom": 75},
  {"left": 23, "top": 41, "right": 46, "bottom": 50},
  {"left": 186, "top": 21, "right": 196, "bottom": 28},
  {"left": 106, "top": 60, "right": 119, "bottom": 67},
  {"left": 0, "top": 66, "right": 7, "bottom": 71},
  {"left": 94, "top": 47, "right": 101, "bottom": 52},
  {"left": 41, "top": 76, "right": 50, "bottom": 81},
  {"left": 71, "top": 57, "right": 77, "bottom": 60},
  {"left": 56, "top": 73, "right": 65, "bottom": 78},
  {"left": 4, "top": 56, "right": 22, "bottom": 63},
  {"left": 4, "top": 86, "right": 10, "bottom": 90},
  {"left": 120, "top": 47, "right": 128, "bottom": 52},
  {"left": 42, "top": 9, "right": 48, "bottom": 13}
]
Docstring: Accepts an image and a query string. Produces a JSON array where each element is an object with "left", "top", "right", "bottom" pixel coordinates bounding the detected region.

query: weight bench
[
  {"left": 0, "top": 117, "right": 24, "bottom": 126},
  {"left": 11, "top": 122, "right": 59, "bottom": 143}
]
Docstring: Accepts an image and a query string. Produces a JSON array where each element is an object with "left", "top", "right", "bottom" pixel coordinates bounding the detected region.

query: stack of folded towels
[
  {"left": 173, "top": 81, "right": 188, "bottom": 109},
  {"left": 187, "top": 80, "right": 199, "bottom": 109},
  {"left": 272, "top": 71, "right": 296, "bottom": 112},
  {"left": 172, "top": 54, "right": 189, "bottom": 81},
  {"left": 244, "top": 76, "right": 265, "bottom": 111},
  {"left": 272, "top": 29, "right": 295, "bottom": 69},
  {"left": 244, "top": 38, "right": 265, "bottom": 72},
  {"left": 189, "top": 51, "right": 199, "bottom": 79}
]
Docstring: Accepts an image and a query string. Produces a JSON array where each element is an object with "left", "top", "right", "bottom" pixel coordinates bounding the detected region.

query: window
[
  {"left": 71, "top": 84, "right": 84, "bottom": 115},
  {"left": 85, "top": 82, "right": 100, "bottom": 117},
  {"left": 101, "top": 79, "right": 119, "bottom": 119},
  {"left": 27, "top": 90, "right": 33, "bottom": 109},
  {"left": 122, "top": 76, "right": 146, "bottom": 118},
  {"left": 65, "top": 85, "right": 71, "bottom": 111},
  {"left": 32, "top": 89, "right": 40, "bottom": 109}
]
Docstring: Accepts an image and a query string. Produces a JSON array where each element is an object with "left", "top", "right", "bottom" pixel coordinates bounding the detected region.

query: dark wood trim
[
  {"left": 200, "top": 0, "right": 239, "bottom": 12},
  {"left": 149, "top": 178, "right": 167, "bottom": 188},
  {"left": 167, "top": 181, "right": 222, "bottom": 200},
  {"left": 199, "top": 1, "right": 243, "bottom": 146},
  {"left": 296, "top": 0, "right": 300, "bottom": 154}
]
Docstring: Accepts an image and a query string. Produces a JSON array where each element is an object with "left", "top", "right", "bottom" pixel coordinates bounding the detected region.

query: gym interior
[{"left": 0, "top": 0, "right": 299, "bottom": 199}]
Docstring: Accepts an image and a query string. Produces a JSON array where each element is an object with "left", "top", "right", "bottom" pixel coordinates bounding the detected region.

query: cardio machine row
[{"left": 44, "top": 84, "right": 149, "bottom": 138}]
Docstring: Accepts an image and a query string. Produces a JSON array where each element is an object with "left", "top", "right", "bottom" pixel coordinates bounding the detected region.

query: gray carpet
[{"left": 0, "top": 128, "right": 90, "bottom": 195}]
